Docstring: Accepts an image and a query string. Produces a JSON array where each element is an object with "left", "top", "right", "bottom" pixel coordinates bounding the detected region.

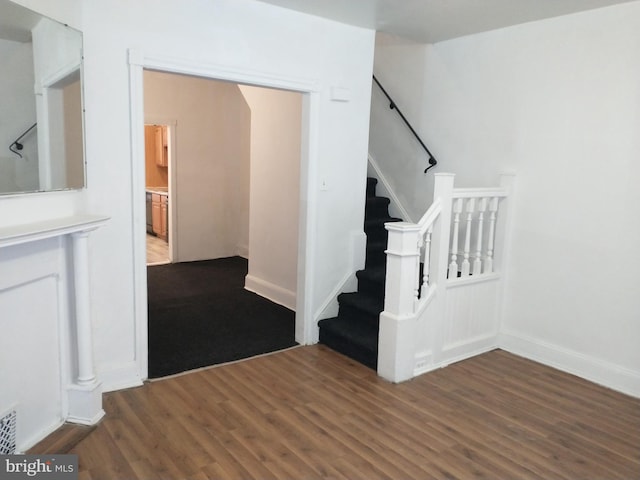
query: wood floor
[
  {"left": 37, "top": 347, "right": 640, "bottom": 479},
  {"left": 147, "top": 233, "right": 169, "bottom": 265}
]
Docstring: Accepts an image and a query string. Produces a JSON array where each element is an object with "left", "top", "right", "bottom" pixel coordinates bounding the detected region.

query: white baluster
[
  {"left": 473, "top": 198, "right": 487, "bottom": 275},
  {"left": 485, "top": 197, "right": 499, "bottom": 273},
  {"left": 460, "top": 198, "right": 475, "bottom": 277},
  {"left": 414, "top": 236, "right": 423, "bottom": 305},
  {"left": 448, "top": 198, "right": 463, "bottom": 279},
  {"left": 421, "top": 226, "right": 433, "bottom": 297}
]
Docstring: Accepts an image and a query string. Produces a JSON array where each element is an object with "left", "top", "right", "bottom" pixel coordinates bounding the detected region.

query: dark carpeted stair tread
[
  {"left": 364, "top": 217, "right": 402, "bottom": 230},
  {"left": 318, "top": 316, "right": 378, "bottom": 369},
  {"left": 365, "top": 241, "right": 388, "bottom": 268},
  {"left": 317, "top": 176, "right": 403, "bottom": 371},
  {"left": 365, "top": 196, "right": 391, "bottom": 219},
  {"left": 365, "top": 218, "right": 401, "bottom": 246},
  {"left": 338, "top": 292, "right": 384, "bottom": 317},
  {"left": 366, "top": 177, "right": 378, "bottom": 197},
  {"left": 356, "top": 265, "right": 386, "bottom": 285},
  {"left": 366, "top": 196, "right": 390, "bottom": 207},
  {"left": 366, "top": 239, "right": 387, "bottom": 251}
]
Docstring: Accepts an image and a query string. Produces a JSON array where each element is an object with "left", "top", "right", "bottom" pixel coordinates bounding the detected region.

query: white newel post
[
  {"left": 67, "top": 227, "right": 105, "bottom": 425},
  {"left": 378, "top": 222, "right": 421, "bottom": 383}
]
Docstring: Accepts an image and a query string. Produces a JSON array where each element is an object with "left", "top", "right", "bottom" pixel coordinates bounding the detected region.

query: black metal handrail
[
  {"left": 9, "top": 122, "right": 37, "bottom": 158},
  {"left": 372, "top": 75, "right": 437, "bottom": 173}
]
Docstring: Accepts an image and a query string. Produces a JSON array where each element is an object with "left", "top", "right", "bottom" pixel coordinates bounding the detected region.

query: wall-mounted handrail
[
  {"left": 372, "top": 75, "right": 437, "bottom": 173},
  {"left": 9, "top": 122, "right": 37, "bottom": 158}
]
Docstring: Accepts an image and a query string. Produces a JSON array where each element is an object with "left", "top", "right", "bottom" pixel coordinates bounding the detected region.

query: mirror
[{"left": 0, "top": 0, "right": 84, "bottom": 195}]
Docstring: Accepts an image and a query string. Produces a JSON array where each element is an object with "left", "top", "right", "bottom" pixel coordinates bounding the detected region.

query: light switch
[{"left": 330, "top": 86, "right": 351, "bottom": 102}]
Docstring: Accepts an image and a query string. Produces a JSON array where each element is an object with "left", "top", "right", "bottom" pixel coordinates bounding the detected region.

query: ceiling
[
  {"left": 0, "top": 0, "right": 41, "bottom": 42},
  {"left": 2, "top": 0, "right": 636, "bottom": 44},
  {"left": 256, "top": 0, "right": 638, "bottom": 43}
]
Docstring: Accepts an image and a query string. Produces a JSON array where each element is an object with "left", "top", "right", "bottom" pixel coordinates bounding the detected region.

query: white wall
[
  {"left": 381, "top": 2, "right": 640, "bottom": 394},
  {"left": 0, "top": 239, "right": 70, "bottom": 451},
  {"left": 370, "top": 33, "right": 432, "bottom": 222},
  {"left": 79, "top": 0, "right": 374, "bottom": 384},
  {"left": 144, "top": 70, "right": 250, "bottom": 262},
  {"left": 240, "top": 85, "right": 302, "bottom": 310},
  {"left": 0, "top": 0, "right": 374, "bottom": 446},
  {"left": 0, "top": 0, "right": 82, "bottom": 452},
  {"left": 8, "top": 0, "right": 82, "bottom": 30}
]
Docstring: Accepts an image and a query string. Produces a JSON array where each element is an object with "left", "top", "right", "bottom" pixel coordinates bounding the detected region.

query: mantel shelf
[{"left": 0, "top": 214, "right": 109, "bottom": 249}]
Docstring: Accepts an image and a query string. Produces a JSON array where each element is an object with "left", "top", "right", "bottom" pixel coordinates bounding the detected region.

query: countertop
[{"left": 146, "top": 187, "right": 168, "bottom": 196}]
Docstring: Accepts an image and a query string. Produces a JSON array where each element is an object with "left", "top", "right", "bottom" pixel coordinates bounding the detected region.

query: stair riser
[
  {"left": 365, "top": 207, "right": 391, "bottom": 220},
  {"left": 316, "top": 177, "right": 396, "bottom": 371},
  {"left": 366, "top": 251, "right": 387, "bottom": 269},
  {"left": 366, "top": 178, "right": 378, "bottom": 198},
  {"left": 365, "top": 225, "right": 390, "bottom": 241},
  {"left": 365, "top": 197, "right": 391, "bottom": 220},
  {"left": 357, "top": 278, "right": 385, "bottom": 298},
  {"left": 337, "top": 304, "right": 380, "bottom": 327},
  {"left": 319, "top": 330, "right": 377, "bottom": 370}
]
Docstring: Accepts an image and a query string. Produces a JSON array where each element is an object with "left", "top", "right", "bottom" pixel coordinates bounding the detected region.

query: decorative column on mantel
[{"left": 0, "top": 214, "right": 109, "bottom": 425}]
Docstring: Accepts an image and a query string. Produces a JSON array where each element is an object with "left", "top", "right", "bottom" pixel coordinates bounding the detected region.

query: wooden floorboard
[{"left": 31, "top": 346, "right": 640, "bottom": 479}]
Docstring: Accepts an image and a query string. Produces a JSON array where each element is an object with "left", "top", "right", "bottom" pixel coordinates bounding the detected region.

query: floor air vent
[{"left": 0, "top": 409, "right": 17, "bottom": 454}]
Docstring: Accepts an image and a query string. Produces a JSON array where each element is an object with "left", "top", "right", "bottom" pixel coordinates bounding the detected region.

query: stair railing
[
  {"left": 9, "top": 122, "right": 37, "bottom": 158},
  {"left": 447, "top": 188, "right": 509, "bottom": 279},
  {"left": 378, "top": 173, "right": 515, "bottom": 383},
  {"left": 372, "top": 75, "right": 437, "bottom": 173}
]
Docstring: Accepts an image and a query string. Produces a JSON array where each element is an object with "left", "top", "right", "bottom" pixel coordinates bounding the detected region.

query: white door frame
[{"left": 128, "top": 49, "right": 320, "bottom": 380}]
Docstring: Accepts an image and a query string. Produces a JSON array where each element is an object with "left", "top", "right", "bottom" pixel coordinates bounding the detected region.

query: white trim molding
[
  {"left": 128, "top": 48, "right": 322, "bottom": 377},
  {"left": 245, "top": 274, "right": 296, "bottom": 312},
  {"left": 499, "top": 331, "right": 640, "bottom": 398},
  {"left": 367, "top": 153, "right": 414, "bottom": 223},
  {"left": 0, "top": 215, "right": 108, "bottom": 248}
]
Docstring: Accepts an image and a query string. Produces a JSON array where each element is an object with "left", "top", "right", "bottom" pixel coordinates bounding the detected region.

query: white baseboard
[
  {"left": 413, "top": 336, "right": 498, "bottom": 377},
  {"left": 244, "top": 274, "right": 296, "bottom": 311},
  {"left": 236, "top": 243, "right": 249, "bottom": 259},
  {"left": 98, "top": 361, "right": 144, "bottom": 393},
  {"left": 498, "top": 331, "right": 640, "bottom": 398},
  {"left": 17, "top": 418, "right": 64, "bottom": 454}
]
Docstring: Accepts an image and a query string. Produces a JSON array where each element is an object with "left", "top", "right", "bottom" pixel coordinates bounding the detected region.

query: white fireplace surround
[{"left": 0, "top": 214, "right": 108, "bottom": 444}]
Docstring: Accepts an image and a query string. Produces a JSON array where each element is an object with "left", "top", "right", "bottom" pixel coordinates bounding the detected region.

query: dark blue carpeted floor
[{"left": 147, "top": 256, "right": 297, "bottom": 378}]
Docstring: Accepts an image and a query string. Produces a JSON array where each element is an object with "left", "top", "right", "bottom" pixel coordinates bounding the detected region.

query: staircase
[{"left": 318, "top": 177, "right": 401, "bottom": 369}]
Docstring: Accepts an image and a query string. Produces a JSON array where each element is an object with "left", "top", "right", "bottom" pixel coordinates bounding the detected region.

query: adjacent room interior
[{"left": 143, "top": 70, "right": 303, "bottom": 377}]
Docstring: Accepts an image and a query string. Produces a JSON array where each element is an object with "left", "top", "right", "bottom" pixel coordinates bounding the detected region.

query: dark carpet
[{"left": 147, "top": 256, "right": 297, "bottom": 378}]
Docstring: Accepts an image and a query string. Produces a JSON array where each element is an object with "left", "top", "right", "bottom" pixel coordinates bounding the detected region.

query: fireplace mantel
[
  {"left": 0, "top": 213, "right": 109, "bottom": 427},
  {"left": 0, "top": 215, "right": 109, "bottom": 249}
]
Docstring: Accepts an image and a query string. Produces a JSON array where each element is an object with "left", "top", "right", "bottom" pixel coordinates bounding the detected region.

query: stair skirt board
[{"left": 318, "top": 177, "right": 393, "bottom": 370}]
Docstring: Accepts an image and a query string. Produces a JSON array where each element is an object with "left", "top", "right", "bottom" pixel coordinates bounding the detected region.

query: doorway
[
  {"left": 144, "top": 123, "right": 171, "bottom": 265},
  {"left": 140, "top": 68, "right": 304, "bottom": 378},
  {"left": 130, "top": 54, "right": 317, "bottom": 380}
]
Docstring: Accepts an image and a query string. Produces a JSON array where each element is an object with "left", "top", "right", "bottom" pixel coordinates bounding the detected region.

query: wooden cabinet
[
  {"left": 145, "top": 125, "right": 168, "bottom": 168},
  {"left": 155, "top": 125, "right": 168, "bottom": 167},
  {"left": 151, "top": 193, "right": 168, "bottom": 241},
  {"left": 160, "top": 195, "right": 168, "bottom": 240}
]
